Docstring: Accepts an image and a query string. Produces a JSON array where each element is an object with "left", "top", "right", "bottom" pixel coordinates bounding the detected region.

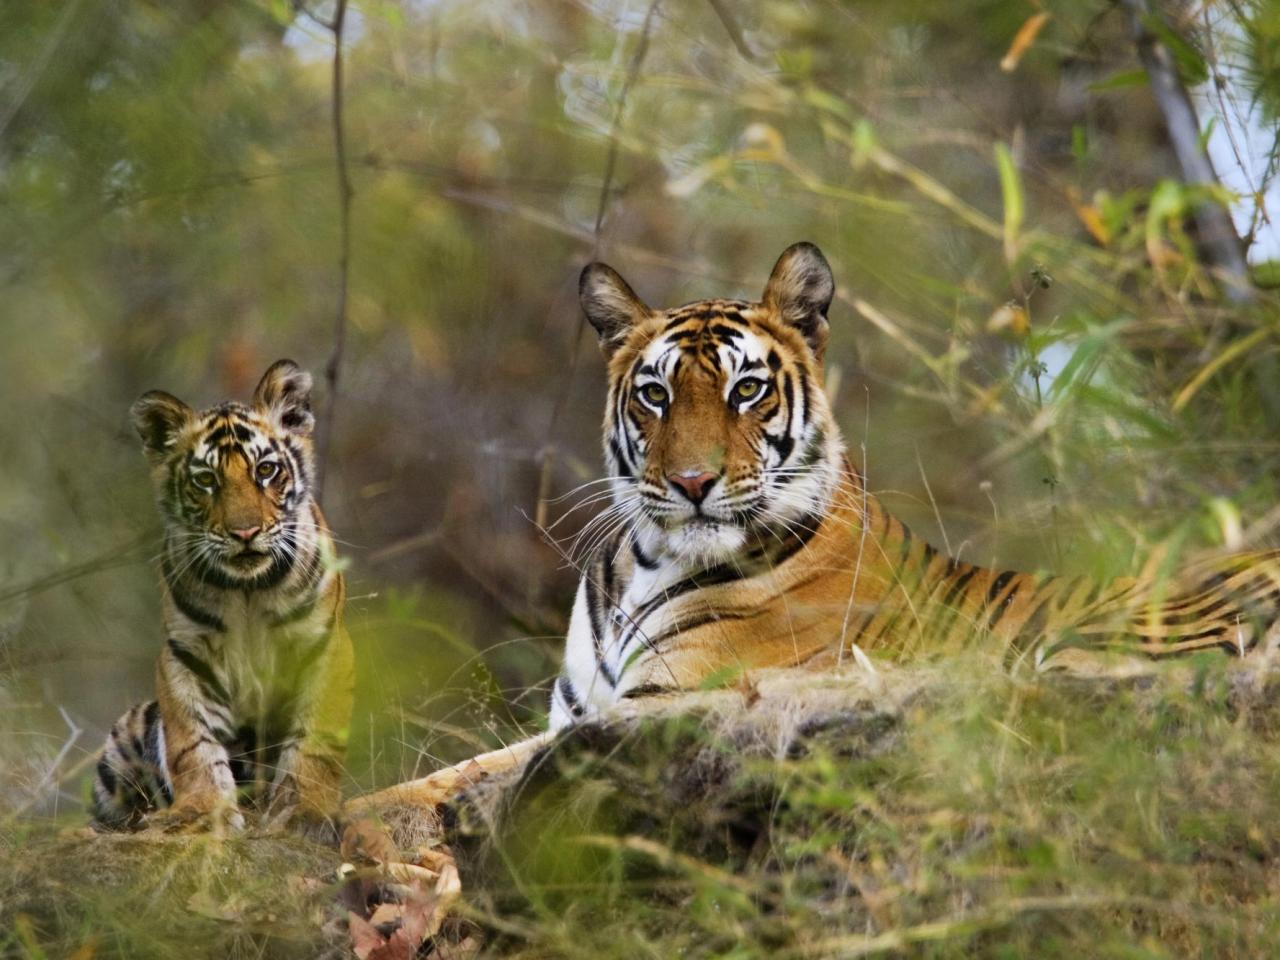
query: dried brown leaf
[{"left": 349, "top": 911, "right": 388, "bottom": 960}]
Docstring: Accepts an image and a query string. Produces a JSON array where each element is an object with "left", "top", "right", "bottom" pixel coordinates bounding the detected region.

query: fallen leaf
[
  {"left": 342, "top": 817, "right": 400, "bottom": 864},
  {"left": 369, "top": 903, "right": 405, "bottom": 929},
  {"left": 349, "top": 911, "right": 387, "bottom": 960}
]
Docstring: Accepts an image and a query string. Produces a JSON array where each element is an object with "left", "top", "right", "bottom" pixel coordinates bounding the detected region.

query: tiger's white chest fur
[{"left": 553, "top": 526, "right": 731, "bottom": 729}]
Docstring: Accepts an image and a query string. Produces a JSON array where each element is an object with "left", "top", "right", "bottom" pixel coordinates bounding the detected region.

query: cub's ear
[
  {"left": 762, "top": 242, "right": 835, "bottom": 359},
  {"left": 131, "top": 390, "right": 194, "bottom": 460},
  {"left": 252, "top": 359, "right": 314, "bottom": 436},
  {"left": 579, "top": 262, "right": 651, "bottom": 355}
]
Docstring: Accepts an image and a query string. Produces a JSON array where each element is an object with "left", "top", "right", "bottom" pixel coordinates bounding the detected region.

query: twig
[
  {"left": 705, "top": 0, "right": 754, "bottom": 60},
  {"left": 317, "top": 0, "right": 353, "bottom": 499},
  {"left": 542, "top": 0, "right": 662, "bottom": 533},
  {"left": 0, "top": 532, "right": 156, "bottom": 607},
  {"left": 591, "top": 0, "right": 662, "bottom": 247},
  {"left": 1118, "top": 0, "right": 1252, "bottom": 303},
  {"left": 8, "top": 707, "right": 84, "bottom": 820},
  {"left": 0, "top": 0, "right": 85, "bottom": 140}
]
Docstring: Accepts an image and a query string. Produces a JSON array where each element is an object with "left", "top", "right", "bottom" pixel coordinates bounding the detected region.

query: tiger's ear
[
  {"left": 762, "top": 242, "right": 834, "bottom": 360},
  {"left": 131, "top": 390, "right": 194, "bottom": 460},
  {"left": 580, "top": 262, "right": 651, "bottom": 356},
  {"left": 252, "top": 359, "right": 315, "bottom": 436}
]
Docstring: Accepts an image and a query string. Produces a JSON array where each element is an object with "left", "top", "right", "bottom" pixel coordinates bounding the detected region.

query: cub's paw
[
  {"left": 147, "top": 798, "right": 245, "bottom": 835},
  {"left": 259, "top": 802, "right": 342, "bottom": 846}
]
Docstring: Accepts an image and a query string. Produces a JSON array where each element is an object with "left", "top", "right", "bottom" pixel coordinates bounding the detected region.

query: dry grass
[{"left": 5, "top": 656, "right": 1280, "bottom": 958}]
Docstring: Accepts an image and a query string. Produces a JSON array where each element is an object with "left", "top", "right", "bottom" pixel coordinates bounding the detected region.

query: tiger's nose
[
  {"left": 229, "top": 525, "right": 261, "bottom": 544},
  {"left": 668, "top": 471, "right": 719, "bottom": 504}
]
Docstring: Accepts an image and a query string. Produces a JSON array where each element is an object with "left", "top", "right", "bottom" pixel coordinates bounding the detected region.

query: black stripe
[
  {"left": 96, "top": 756, "right": 118, "bottom": 796},
  {"left": 941, "top": 566, "right": 980, "bottom": 610},
  {"left": 631, "top": 537, "right": 659, "bottom": 571},
  {"left": 987, "top": 578, "right": 1022, "bottom": 631},
  {"left": 615, "top": 560, "right": 750, "bottom": 657},
  {"left": 609, "top": 436, "right": 633, "bottom": 478},
  {"left": 764, "top": 431, "right": 795, "bottom": 463},
  {"left": 167, "top": 580, "right": 226, "bottom": 632},
  {"left": 170, "top": 735, "right": 216, "bottom": 770},
  {"left": 768, "top": 512, "right": 824, "bottom": 566},
  {"left": 709, "top": 323, "right": 743, "bottom": 341},
  {"left": 166, "top": 638, "right": 231, "bottom": 705},
  {"left": 556, "top": 675, "right": 585, "bottom": 717},
  {"left": 985, "top": 571, "right": 1018, "bottom": 609},
  {"left": 620, "top": 683, "right": 670, "bottom": 699},
  {"left": 584, "top": 571, "right": 618, "bottom": 688},
  {"left": 897, "top": 520, "right": 914, "bottom": 568},
  {"left": 650, "top": 608, "right": 765, "bottom": 650}
]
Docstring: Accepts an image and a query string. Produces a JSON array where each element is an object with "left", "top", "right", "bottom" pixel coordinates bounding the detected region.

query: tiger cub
[
  {"left": 92, "top": 360, "right": 353, "bottom": 835},
  {"left": 550, "top": 242, "right": 1280, "bottom": 727}
]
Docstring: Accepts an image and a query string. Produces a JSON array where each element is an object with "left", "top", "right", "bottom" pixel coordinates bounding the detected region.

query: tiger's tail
[{"left": 91, "top": 700, "right": 173, "bottom": 830}]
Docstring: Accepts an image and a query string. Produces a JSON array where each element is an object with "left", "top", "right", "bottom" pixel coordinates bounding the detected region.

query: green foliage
[{"left": 446, "top": 662, "right": 1280, "bottom": 959}]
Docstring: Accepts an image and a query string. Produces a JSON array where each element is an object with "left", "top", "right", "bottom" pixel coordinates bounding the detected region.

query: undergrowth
[
  {"left": 3, "top": 658, "right": 1279, "bottom": 957},
  {"left": 448, "top": 657, "right": 1280, "bottom": 958}
]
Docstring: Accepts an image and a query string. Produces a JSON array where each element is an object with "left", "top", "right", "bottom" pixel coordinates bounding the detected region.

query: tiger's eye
[
  {"left": 256, "top": 461, "right": 279, "bottom": 481},
  {"left": 733, "top": 379, "right": 765, "bottom": 402},
  {"left": 640, "top": 383, "right": 668, "bottom": 407},
  {"left": 192, "top": 471, "right": 217, "bottom": 491}
]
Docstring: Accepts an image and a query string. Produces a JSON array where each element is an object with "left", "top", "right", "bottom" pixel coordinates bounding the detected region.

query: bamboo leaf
[{"left": 995, "top": 143, "right": 1024, "bottom": 263}]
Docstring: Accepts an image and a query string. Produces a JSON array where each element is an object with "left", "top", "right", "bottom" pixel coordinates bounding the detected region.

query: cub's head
[
  {"left": 131, "top": 360, "right": 317, "bottom": 586},
  {"left": 581, "top": 242, "right": 845, "bottom": 566}
]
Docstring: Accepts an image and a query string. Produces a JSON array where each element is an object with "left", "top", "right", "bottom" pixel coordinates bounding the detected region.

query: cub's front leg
[
  {"left": 264, "top": 622, "right": 355, "bottom": 840},
  {"left": 153, "top": 644, "right": 243, "bottom": 832}
]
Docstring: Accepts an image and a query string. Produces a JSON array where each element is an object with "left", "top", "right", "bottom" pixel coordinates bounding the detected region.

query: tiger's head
[
  {"left": 580, "top": 242, "right": 847, "bottom": 566},
  {"left": 131, "top": 360, "right": 318, "bottom": 587}
]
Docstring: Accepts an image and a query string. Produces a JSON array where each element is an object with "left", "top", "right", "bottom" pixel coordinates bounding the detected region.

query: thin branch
[
  {"left": 0, "top": 532, "right": 156, "bottom": 608},
  {"left": 0, "top": 0, "right": 86, "bottom": 141},
  {"left": 540, "top": 0, "right": 663, "bottom": 549},
  {"left": 591, "top": 0, "right": 662, "bottom": 247},
  {"left": 1119, "top": 0, "right": 1253, "bottom": 303},
  {"left": 317, "top": 0, "right": 353, "bottom": 500},
  {"left": 705, "top": 0, "right": 754, "bottom": 61}
]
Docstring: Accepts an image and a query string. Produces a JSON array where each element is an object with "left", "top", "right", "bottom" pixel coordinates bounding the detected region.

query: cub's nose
[
  {"left": 668, "top": 471, "right": 719, "bottom": 504},
  {"left": 229, "top": 525, "right": 261, "bottom": 544}
]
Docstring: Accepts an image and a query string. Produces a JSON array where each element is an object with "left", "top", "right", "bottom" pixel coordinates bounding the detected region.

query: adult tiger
[
  {"left": 548, "top": 242, "right": 1280, "bottom": 728},
  {"left": 92, "top": 360, "right": 352, "bottom": 835}
]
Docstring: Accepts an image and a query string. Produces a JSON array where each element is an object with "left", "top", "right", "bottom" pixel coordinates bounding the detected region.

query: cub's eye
[
  {"left": 256, "top": 461, "right": 279, "bottom": 481},
  {"left": 191, "top": 471, "right": 217, "bottom": 492},
  {"left": 732, "top": 379, "right": 767, "bottom": 403},
  {"left": 639, "top": 383, "right": 668, "bottom": 407}
]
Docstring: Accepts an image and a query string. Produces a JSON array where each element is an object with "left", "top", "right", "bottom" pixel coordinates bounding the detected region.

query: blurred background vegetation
[{"left": 1, "top": 0, "right": 1280, "bottom": 954}]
